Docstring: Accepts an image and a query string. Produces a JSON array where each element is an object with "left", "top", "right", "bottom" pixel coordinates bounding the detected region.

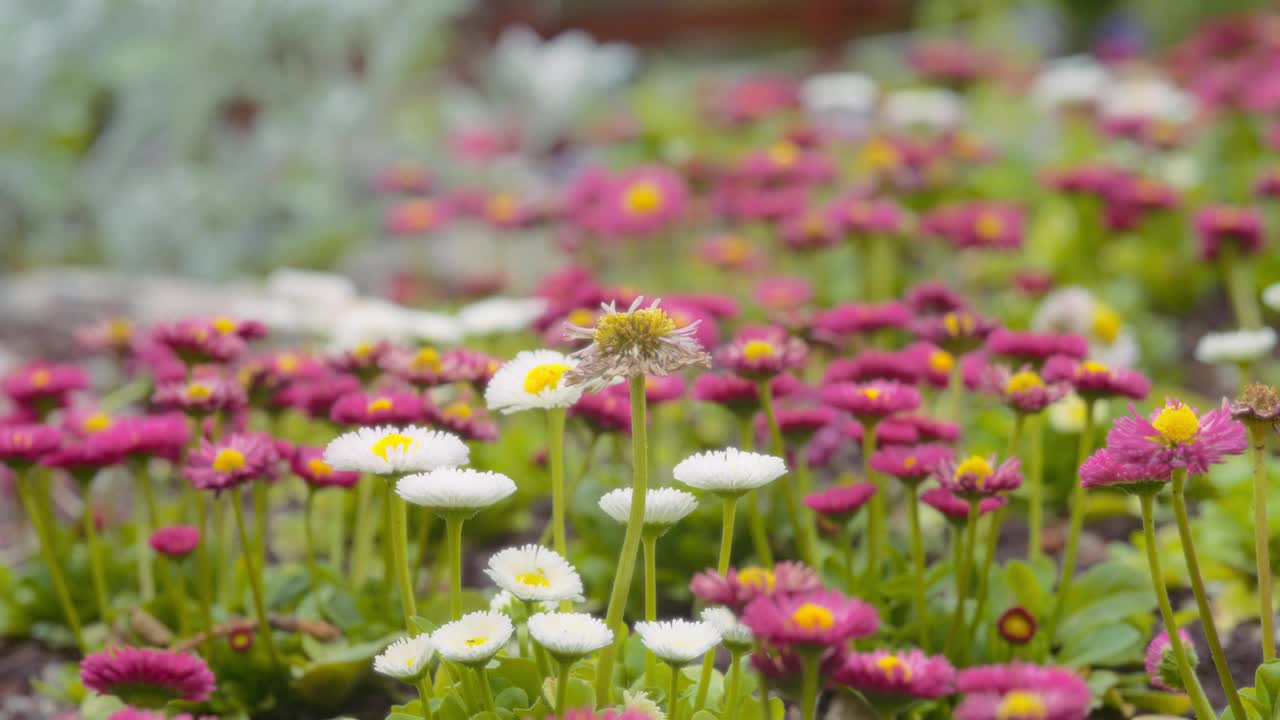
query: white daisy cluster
[
  {"left": 598, "top": 487, "right": 698, "bottom": 532},
  {"left": 633, "top": 619, "right": 722, "bottom": 666},
  {"left": 373, "top": 634, "right": 435, "bottom": 682},
  {"left": 485, "top": 349, "right": 584, "bottom": 414},
  {"left": 484, "top": 544, "right": 585, "bottom": 604},
  {"left": 324, "top": 425, "right": 470, "bottom": 475},
  {"left": 527, "top": 612, "right": 614, "bottom": 662},
  {"left": 433, "top": 611, "right": 515, "bottom": 667},
  {"left": 673, "top": 448, "right": 787, "bottom": 497},
  {"left": 1194, "top": 327, "right": 1277, "bottom": 365}
]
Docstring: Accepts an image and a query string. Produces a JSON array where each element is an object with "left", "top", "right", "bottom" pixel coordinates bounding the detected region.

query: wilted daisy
[
  {"left": 373, "top": 634, "right": 435, "bottom": 682},
  {"left": 484, "top": 545, "right": 585, "bottom": 604},
  {"left": 598, "top": 488, "right": 698, "bottom": 534},
  {"left": 673, "top": 448, "right": 786, "bottom": 497},
  {"left": 633, "top": 619, "right": 722, "bottom": 666},
  {"left": 528, "top": 612, "right": 614, "bottom": 662},
  {"left": 1193, "top": 327, "right": 1277, "bottom": 365},
  {"left": 564, "top": 297, "right": 711, "bottom": 392},
  {"left": 433, "top": 611, "right": 515, "bottom": 666},
  {"left": 396, "top": 468, "right": 517, "bottom": 517},
  {"left": 485, "top": 349, "right": 584, "bottom": 414},
  {"left": 699, "top": 607, "right": 753, "bottom": 652},
  {"left": 324, "top": 425, "right": 469, "bottom": 475}
]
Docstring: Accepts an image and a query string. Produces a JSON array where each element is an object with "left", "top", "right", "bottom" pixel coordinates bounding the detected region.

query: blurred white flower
[
  {"left": 458, "top": 296, "right": 547, "bottom": 338},
  {"left": 1194, "top": 328, "right": 1277, "bottom": 365},
  {"left": 1099, "top": 76, "right": 1196, "bottom": 125},
  {"left": 1033, "top": 286, "right": 1138, "bottom": 368},
  {"left": 882, "top": 87, "right": 964, "bottom": 130},
  {"left": 1030, "top": 55, "right": 1110, "bottom": 112}
]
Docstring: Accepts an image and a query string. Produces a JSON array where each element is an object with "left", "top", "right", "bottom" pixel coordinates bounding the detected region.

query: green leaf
[
  {"left": 1005, "top": 561, "right": 1045, "bottom": 616},
  {"left": 1058, "top": 591, "right": 1155, "bottom": 639},
  {"left": 1255, "top": 658, "right": 1280, "bottom": 712},
  {"left": 1057, "top": 624, "right": 1143, "bottom": 668}
]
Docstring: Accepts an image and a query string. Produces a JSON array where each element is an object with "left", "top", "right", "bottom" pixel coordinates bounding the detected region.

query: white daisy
[
  {"left": 673, "top": 448, "right": 786, "bottom": 497},
  {"left": 1099, "top": 76, "right": 1196, "bottom": 126},
  {"left": 598, "top": 487, "right": 698, "bottom": 532},
  {"left": 700, "top": 607, "right": 753, "bottom": 651},
  {"left": 1032, "top": 286, "right": 1139, "bottom": 369},
  {"left": 1030, "top": 55, "right": 1110, "bottom": 112},
  {"left": 433, "top": 611, "right": 515, "bottom": 667},
  {"left": 633, "top": 619, "right": 721, "bottom": 666},
  {"left": 1195, "top": 328, "right": 1278, "bottom": 365},
  {"left": 324, "top": 425, "right": 470, "bottom": 475},
  {"left": 882, "top": 87, "right": 964, "bottom": 130},
  {"left": 1263, "top": 283, "right": 1280, "bottom": 313},
  {"left": 372, "top": 633, "right": 435, "bottom": 681},
  {"left": 484, "top": 349, "right": 584, "bottom": 414},
  {"left": 1047, "top": 392, "right": 1110, "bottom": 435},
  {"left": 458, "top": 297, "right": 548, "bottom": 337},
  {"left": 527, "top": 612, "right": 614, "bottom": 661},
  {"left": 483, "top": 544, "right": 585, "bottom": 604},
  {"left": 622, "top": 689, "right": 666, "bottom": 720},
  {"left": 396, "top": 468, "right": 516, "bottom": 516}
]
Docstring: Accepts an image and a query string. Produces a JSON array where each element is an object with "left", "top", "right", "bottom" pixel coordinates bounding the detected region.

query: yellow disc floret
[
  {"left": 743, "top": 340, "right": 776, "bottom": 360},
  {"left": 996, "top": 690, "right": 1047, "bottom": 720},
  {"left": 956, "top": 455, "right": 994, "bottom": 487},
  {"left": 592, "top": 307, "right": 677, "bottom": 355},
  {"left": 307, "top": 458, "right": 334, "bottom": 477},
  {"left": 1005, "top": 371, "right": 1044, "bottom": 395},
  {"left": 525, "top": 363, "right": 571, "bottom": 395},
  {"left": 1091, "top": 304, "right": 1122, "bottom": 345},
  {"left": 1152, "top": 404, "right": 1200, "bottom": 446},
  {"left": 737, "top": 567, "right": 776, "bottom": 592},
  {"left": 623, "top": 181, "right": 663, "bottom": 215},
  {"left": 929, "top": 350, "right": 955, "bottom": 374},
  {"left": 516, "top": 570, "right": 551, "bottom": 587},
  {"left": 371, "top": 433, "right": 414, "bottom": 460},
  {"left": 876, "top": 654, "right": 912, "bottom": 680},
  {"left": 791, "top": 603, "right": 835, "bottom": 631},
  {"left": 367, "top": 397, "right": 393, "bottom": 413},
  {"left": 213, "top": 448, "right": 246, "bottom": 472}
]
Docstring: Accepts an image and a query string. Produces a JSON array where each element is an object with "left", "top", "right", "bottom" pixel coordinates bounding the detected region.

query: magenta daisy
[
  {"left": 954, "top": 663, "right": 1090, "bottom": 720},
  {"left": 385, "top": 197, "right": 451, "bottom": 235},
  {"left": 827, "top": 195, "right": 911, "bottom": 236},
  {"left": 754, "top": 276, "right": 814, "bottom": 312},
  {"left": 2, "top": 362, "right": 89, "bottom": 416},
  {"left": 41, "top": 442, "right": 127, "bottom": 482},
  {"left": 599, "top": 166, "right": 688, "bottom": 236},
  {"left": 985, "top": 366, "right": 1069, "bottom": 415},
  {"left": 152, "top": 376, "right": 247, "bottom": 416},
  {"left": 184, "top": 434, "right": 273, "bottom": 492},
  {"left": 911, "top": 310, "right": 999, "bottom": 355},
  {"left": 1079, "top": 448, "right": 1170, "bottom": 492},
  {"left": 692, "top": 373, "right": 801, "bottom": 418},
  {"left": 80, "top": 646, "right": 216, "bottom": 707},
  {"left": 290, "top": 446, "right": 360, "bottom": 489},
  {"left": 689, "top": 562, "right": 821, "bottom": 611},
  {"left": 149, "top": 526, "right": 201, "bottom": 559},
  {"left": 811, "top": 302, "right": 911, "bottom": 342},
  {"left": 751, "top": 644, "right": 848, "bottom": 682},
  {"left": 1146, "top": 628, "right": 1197, "bottom": 692},
  {"left": 1104, "top": 398, "right": 1247, "bottom": 475},
  {"left": 87, "top": 413, "right": 190, "bottom": 462},
  {"left": 823, "top": 349, "right": 922, "bottom": 386},
  {"left": 741, "top": 588, "right": 879, "bottom": 648},
  {"left": 871, "top": 444, "right": 954, "bottom": 485},
  {"left": 934, "top": 454, "right": 1022, "bottom": 499},
  {"left": 840, "top": 417, "right": 922, "bottom": 448},
  {"left": 986, "top": 329, "right": 1088, "bottom": 364},
  {"left": 1041, "top": 356, "right": 1151, "bottom": 401},
  {"left": 822, "top": 380, "right": 921, "bottom": 423},
  {"left": 1193, "top": 204, "right": 1265, "bottom": 260},
  {"left": 834, "top": 649, "right": 955, "bottom": 700},
  {"left": 569, "top": 392, "right": 632, "bottom": 434},
  {"left": 329, "top": 390, "right": 428, "bottom": 426},
  {"left": 757, "top": 407, "right": 837, "bottom": 447},
  {"left": 718, "top": 326, "right": 808, "bottom": 381},
  {"left": 604, "top": 374, "right": 687, "bottom": 406},
  {"left": 152, "top": 319, "right": 246, "bottom": 365},
  {"left": 0, "top": 424, "right": 64, "bottom": 468},
  {"left": 428, "top": 399, "right": 500, "bottom": 442},
  {"left": 328, "top": 341, "right": 392, "bottom": 382},
  {"left": 899, "top": 414, "right": 961, "bottom": 443},
  {"left": 921, "top": 487, "right": 1006, "bottom": 524},
  {"left": 699, "top": 233, "right": 764, "bottom": 272},
  {"left": 780, "top": 209, "right": 841, "bottom": 253},
  {"left": 804, "top": 483, "right": 876, "bottom": 522},
  {"left": 905, "top": 282, "right": 969, "bottom": 315}
]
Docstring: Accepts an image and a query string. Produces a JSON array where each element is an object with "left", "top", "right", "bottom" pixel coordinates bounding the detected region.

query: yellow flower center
[
  {"left": 1005, "top": 371, "right": 1044, "bottom": 395},
  {"left": 83, "top": 412, "right": 112, "bottom": 433},
  {"left": 230, "top": 631, "right": 252, "bottom": 650},
  {"left": 769, "top": 142, "right": 799, "bottom": 167},
  {"left": 974, "top": 211, "right": 1005, "bottom": 241},
  {"left": 371, "top": 433, "right": 414, "bottom": 460},
  {"left": 738, "top": 567, "right": 776, "bottom": 592},
  {"left": 213, "top": 448, "right": 246, "bottom": 472},
  {"left": 212, "top": 316, "right": 238, "bottom": 335},
  {"left": 863, "top": 388, "right": 882, "bottom": 400},
  {"left": 791, "top": 603, "right": 835, "bottom": 631},
  {"left": 929, "top": 350, "right": 955, "bottom": 374},
  {"left": 517, "top": 570, "right": 551, "bottom": 587},
  {"left": 1092, "top": 304, "right": 1122, "bottom": 345},
  {"left": 720, "top": 236, "right": 750, "bottom": 262},
  {"left": 903, "top": 457, "right": 917, "bottom": 468},
  {"left": 525, "top": 363, "right": 570, "bottom": 395},
  {"left": 1000, "top": 613, "right": 1033, "bottom": 639},
  {"left": 592, "top": 307, "right": 677, "bottom": 354},
  {"left": 860, "top": 139, "right": 900, "bottom": 171},
  {"left": 108, "top": 318, "right": 132, "bottom": 343},
  {"left": 31, "top": 369, "right": 51, "bottom": 387},
  {"left": 743, "top": 340, "right": 776, "bottom": 361},
  {"left": 307, "top": 458, "right": 334, "bottom": 477},
  {"left": 413, "top": 347, "right": 442, "bottom": 372},
  {"left": 996, "top": 690, "right": 1047, "bottom": 720},
  {"left": 956, "top": 455, "right": 994, "bottom": 487},
  {"left": 1152, "top": 404, "right": 1200, "bottom": 446},
  {"left": 353, "top": 343, "right": 374, "bottom": 359},
  {"left": 442, "top": 402, "right": 473, "bottom": 420},
  {"left": 943, "top": 312, "right": 975, "bottom": 337},
  {"left": 567, "top": 308, "right": 596, "bottom": 327},
  {"left": 464, "top": 636, "right": 488, "bottom": 648},
  {"left": 276, "top": 353, "right": 300, "bottom": 373},
  {"left": 487, "top": 193, "right": 517, "bottom": 222},
  {"left": 1080, "top": 360, "right": 1109, "bottom": 374},
  {"left": 876, "top": 655, "right": 912, "bottom": 680},
  {"left": 623, "top": 181, "right": 663, "bottom": 215},
  {"left": 367, "top": 397, "right": 393, "bottom": 413},
  {"left": 186, "top": 383, "right": 213, "bottom": 400},
  {"left": 403, "top": 200, "right": 435, "bottom": 227}
]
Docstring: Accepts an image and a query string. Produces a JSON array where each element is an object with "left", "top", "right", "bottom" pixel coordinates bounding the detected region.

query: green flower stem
[
  {"left": 840, "top": 521, "right": 856, "bottom": 593},
  {"left": 1049, "top": 399, "right": 1094, "bottom": 640},
  {"left": 723, "top": 651, "right": 742, "bottom": 717},
  {"left": 594, "top": 375, "right": 650, "bottom": 704},
  {"left": 694, "top": 497, "right": 739, "bottom": 710},
  {"left": 1027, "top": 415, "right": 1046, "bottom": 563},
  {"left": 416, "top": 677, "right": 435, "bottom": 720},
  {"left": 1139, "top": 493, "right": 1215, "bottom": 720},
  {"left": 230, "top": 486, "right": 279, "bottom": 668},
  {"left": 861, "top": 423, "right": 883, "bottom": 592},
  {"left": 758, "top": 381, "right": 816, "bottom": 567},
  {"left": 16, "top": 469, "right": 84, "bottom": 651},
  {"left": 1172, "top": 469, "right": 1246, "bottom": 720},
  {"left": 739, "top": 415, "right": 774, "bottom": 566},
  {"left": 216, "top": 496, "right": 236, "bottom": 607},
  {"left": 555, "top": 660, "right": 572, "bottom": 716},
  {"left": 945, "top": 500, "right": 980, "bottom": 656},
  {"left": 758, "top": 671, "right": 772, "bottom": 720},
  {"left": 643, "top": 536, "right": 659, "bottom": 688},
  {"left": 133, "top": 458, "right": 157, "bottom": 600},
  {"left": 945, "top": 362, "right": 964, "bottom": 423},
  {"left": 350, "top": 475, "right": 376, "bottom": 587},
  {"left": 414, "top": 509, "right": 434, "bottom": 592},
  {"left": 867, "top": 232, "right": 895, "bottom": 301},
  {"left": 1250, "top": 425, "right": 1275, "bottom": 661},
  {"left": 445, "top": 515, "right": 464, "bottom": 621},
  {"left": 304, "top": 488, "right": 319, "bottom": 584},
  {"left": 669, "top": 663, "right": 682, "bottom": 720},
  {"left": 1220, "top": 248, "right": 1263, "bottom": 330},
  {"left": 547, "top": 407, "right": 568, "bottom": 558},
  {"left": 195, "top": 493, "right": 214, "bottom": 631},
  {"left": 524, "top": 601, "right": 553, "bottom": 682},
  {"left": 799, "top": 652, "right": 821, "bottom": 720},
  {"left": 81, "top": 482, "right": 111, "bottom": 622},
  {"left": 477, "top": 667, "right": 496, "bottom": 712},
  {"left": 383, "top": 480, "right": 418, "bottom": 631},
  {"left": 252, "top": 481, "right": 269, "bottom": 568},
  {"left": 329, "top": 491, "right": 347, "bottom": 574},
  {"left": 163, "top": 560, "right": 190, "bottom": 636},
  {"left": 906, "top": 483, "right": 929, "bottom": 649},
  {"left": 964, "top": 414, "right": 1026, "bottom": 649}
]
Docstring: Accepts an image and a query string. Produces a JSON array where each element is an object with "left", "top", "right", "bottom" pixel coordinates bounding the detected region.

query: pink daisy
[
  {"left": 779, "top": 209, "right": 841, "bottom": 253},
  {"left": 1146, "top": 628, "right": 1197, "bottom": 692},
  {"left": 184, "top": 434, "right": 273, "bottom": 492},
  {"left": 80, "top": 646, "right": 216, "bottom": 706},
  {"left": 986, "top": 330, "right": 1088, "bottom": 364},
  {"left": 811, "top": 302, "right": 911, "bottom": 342},
  {"left": 1193, "top": 205, "right": 1264, "bottom": 260},
  {"left": 699, "top": 233, "right": 764, "bottom": 272},
  {"left": 1041, "top": 357, "right": 1150, "bottom": 401},
  {"left": 834, "top": 649, "right": 955, "bottom": 699},
  {"left": 741, "top": 588, "right": 879, "bottom": 648},
  {"left": 692, "top": 373, "right": 801, "bottom": 418},
  {"left": 605, "top": 374, "right": 687, "bottom": 406},
  {"left": 152, "top": 319, "right": 246, "bottom": 365},
  {"left": 597, "top": 166, "right": 688, "bottom": 236},
  {"left": 755, "top": 406, "right": 837, "bottom": 446},
  {"left": 754, "top": 276, "right": 815, "bottom": 312},
  {"left": 428, "top": 399, "right": 500, "bottom": 442},
  {"left": 87, "top": 413, "right": 189, "bottom": 461},
  {"left": 840, "top": 418, "right": 922, "bottom": 447},
  {"left": 690, "top": 562, "right": 821, "bottom": 611},
  {"left": 718, "top": 326, "right": 808, "bottom": 381},
  {"left": 905, "top": 282, "right": 969, "bottom": 315},
  {"left": 328, "top": 390, "right": 427, "bottom": 426},
  {"left": 984, "top": 365, "right": 1069, "bottom": 415},
  {"left": 1104, "top": 398, "right": 1247, "bottom": 475},
  {"left": 290, "top": 446, "right": 360, "bottom": 489},
  {"left": 2, "top": 362, "right": 89, "bottom": 415},
  {"left": 870, "top": 444, "right": 955, "bottom": 484},
  {"left": 373, "top": 164, "right": 431, "bottom": 195},
  {"left": 149, "top": 526, "right": 201, "bottom": 559},
  {"left": 804, "top": 483, "right": 876, "bottom": 522},
  {"left": 822, "top": 380, "right": 921, "bottom": 422},
  {"left": 934, "top": 454, "right": 1022, "bottom": 499},
  {"left": 826, "top": 195, "right": 911, "bottom": 236},
  {"left": 954, "top": 663, "right": 1090, "bottom": 720},
  {"left": 570, "top": 392, "right": 632, "bottom": 434},
  {"left": 823, "top": 349, "right": 922, "bottom": 386},
  {"left": 152, "top": 377, "right": 247, "bottom": 416},
  {"left": 1079, "top": 448, "right": 1171, "bottom": 491},
  {"left": 911, "top": 310, "right": 999, "bottom": 355},
  {"left": 41, "top": 442, "right": 127, "bottom": 481},
  {"left": 384, "top": 197, "right": 451, "bottom": 235},
  {"left": 0, "top": 424, "right": 64, "bottom": 467},
  {"left": 898, "top": 415, "right": 961, "bottom": 443},
  {"left": 920, "top": 487, "right": 1007, "bottom": 524}
]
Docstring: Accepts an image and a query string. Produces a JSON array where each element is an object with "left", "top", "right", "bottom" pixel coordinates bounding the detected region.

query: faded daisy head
[{"left": 564, "top": 297, "right": 710, "bottom": 392}]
